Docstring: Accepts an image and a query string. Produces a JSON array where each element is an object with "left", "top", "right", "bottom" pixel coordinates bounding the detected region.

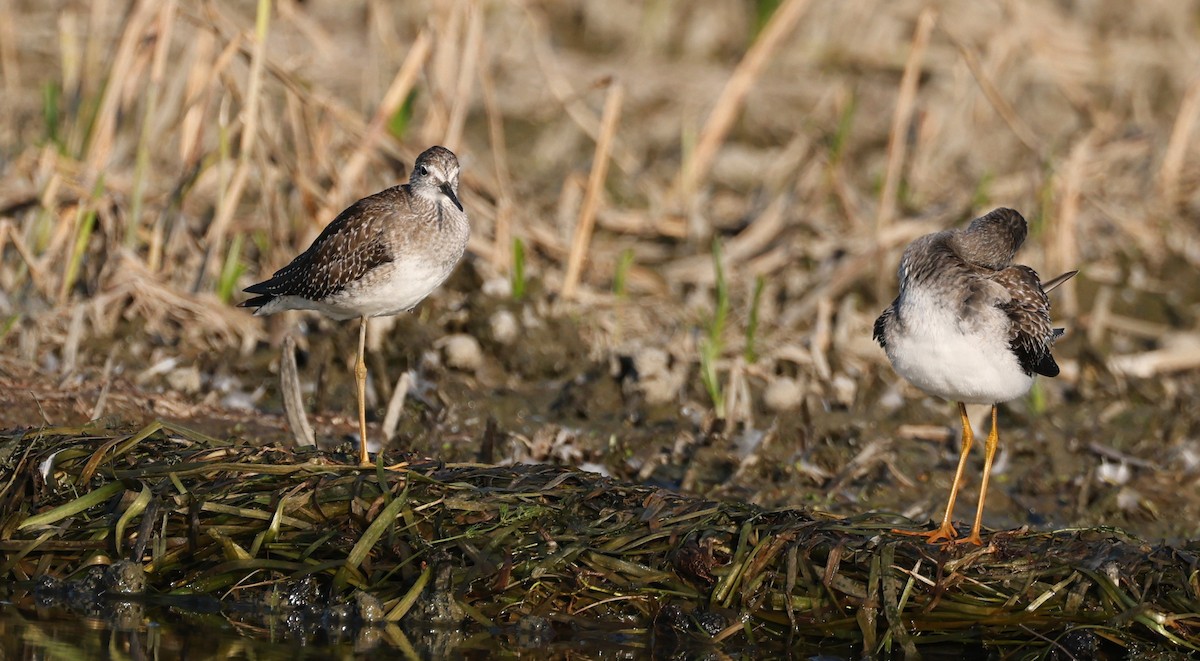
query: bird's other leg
[
  {"left": 895, "top": 402, "right": 974, "bottom": 544},
  {"left": 962, "top": 404, "right": 1000, "bottom": 546},
  {"left": 356, "top": 316, "right": 370, "bottom": 465}
]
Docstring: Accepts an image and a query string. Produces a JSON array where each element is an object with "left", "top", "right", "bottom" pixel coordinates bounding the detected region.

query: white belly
[
  {"left": 885, "top": 302, "right": 1033, "bottom": 405},
  {"left": 255, "top": 258, "right": 453, "bottom": 321},
  {"left": 326, "top": 259, "right": 453, "bottom": 318}
]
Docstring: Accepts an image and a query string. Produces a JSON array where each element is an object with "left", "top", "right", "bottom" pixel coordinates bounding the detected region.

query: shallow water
[
  {"left": 0, "top": 604, "right": 363, "bottom": 660},
  {"left": 7, "top": 583, "right": 1152, "bottom": 661},
  {"left": 1, "top": 602, "right": 1002, "bottom": 661}
]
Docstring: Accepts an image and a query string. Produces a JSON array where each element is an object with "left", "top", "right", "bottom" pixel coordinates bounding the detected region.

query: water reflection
[
  {"left": 0, "top": 602, "right": 378, "bottom": 660},
  {"left": 1, "top": 592, "right": 997, "bottom": 659}
]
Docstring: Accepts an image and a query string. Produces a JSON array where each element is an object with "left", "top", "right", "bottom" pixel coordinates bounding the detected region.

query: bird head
[
  {"left": 954, "top": 207, "right": 1028, "bottom": 270},
  {"left": 410, "top": 145, "right": 463, "bottom": 212}
]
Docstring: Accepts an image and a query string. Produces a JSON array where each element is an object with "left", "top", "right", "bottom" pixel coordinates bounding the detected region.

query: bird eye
[{"left": 419, "top": 165, "right": 430, "bottom": 177}]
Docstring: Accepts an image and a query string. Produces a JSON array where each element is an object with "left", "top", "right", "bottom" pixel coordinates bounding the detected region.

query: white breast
[{"left": 885, "top": 289, "right": 1033, "bottom": 405}]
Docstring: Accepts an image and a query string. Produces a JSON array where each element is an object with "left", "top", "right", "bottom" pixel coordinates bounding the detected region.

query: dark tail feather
[
  {"left": 243, "top": 280, "right": 275, "bottom": 295},
  {"left": 1035, "top": 351, "right": 1060, "bottom": 378},
  {"left": 239, "top": 294, "right": 274, "bottom": 309},
  {"left": 1033, "top": 328, "right": 1069, "bottom": 377}
]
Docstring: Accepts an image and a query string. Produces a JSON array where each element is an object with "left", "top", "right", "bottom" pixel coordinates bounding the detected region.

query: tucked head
[
  {"left": 410, "top": 145, "right": 463, "bottom": 212},
  {"left": 952, "top": 207, "right": 1028, "bottom": 270}
]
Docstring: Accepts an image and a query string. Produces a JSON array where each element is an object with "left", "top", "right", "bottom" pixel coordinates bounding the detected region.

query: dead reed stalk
[
  {"left": 680, "top": 0, "right": 811, "bottom": 199},
  {"left": 562, "top": 80, "right": 624, "bottom": 299}
]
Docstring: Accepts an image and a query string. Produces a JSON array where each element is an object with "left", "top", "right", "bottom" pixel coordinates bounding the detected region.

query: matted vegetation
[{"left": 2, "top": 423, "right": 1198, "bottom": 657}]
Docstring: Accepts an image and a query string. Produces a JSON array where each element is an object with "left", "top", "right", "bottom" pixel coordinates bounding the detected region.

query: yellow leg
[
  {"left": 895, "top": 402, "right": 973, "bottom": 544},
  {"left": 355, "top": 316, "right": 370, "bottom": 466},
  {"left": 962, "top": 404, "right": 1000, "bottom": 546}
]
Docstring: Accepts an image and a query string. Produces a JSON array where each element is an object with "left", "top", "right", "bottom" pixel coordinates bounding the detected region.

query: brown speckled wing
[
  {"left": 992, "top": 265, "right": 1058, "bottom": 377},
  {"left": 244, "top": 189, "right": 398, "bottom": 304}
]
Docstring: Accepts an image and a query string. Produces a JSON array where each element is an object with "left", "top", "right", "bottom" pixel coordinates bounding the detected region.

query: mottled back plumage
[
  {"left": 241, "top": 193, "right": 398, "bottom": 306},
  {"left": 991, "top": 264, "right": 1059, "bottom": 377}
]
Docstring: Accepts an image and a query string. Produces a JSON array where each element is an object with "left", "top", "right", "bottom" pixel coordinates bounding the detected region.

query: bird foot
[
  {"left": 957, "top": 532, "right": 985, "bottom": 547},
  {"left": 892, "top": 524, "right": 960, "bottom": 545},
  {"left": 892, "top": 525, "right": 989, "bottom": 547}
]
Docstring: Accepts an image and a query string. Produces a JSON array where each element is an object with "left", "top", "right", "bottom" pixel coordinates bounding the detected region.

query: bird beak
[{"left": 440, "top": 183, "right": 464, "bottom": 212}]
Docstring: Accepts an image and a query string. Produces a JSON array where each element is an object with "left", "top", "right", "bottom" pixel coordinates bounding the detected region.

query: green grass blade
[
  {"left": 19, "top": 481, "right": 125, "bottom": 529},
  {"left": 511, "top": 237, "right": 526, "bottom": 301},
  {"left": 387, "top": 90, "right": 419, "bottom": 140},
  {"left": 59, "top": 175, "right": 105, "bottom": 302},
  {"left": 216, "top": 232, "right": 246, "bottom": 303},
  {"left": 710, "top": 238, "right": 728, "bottom": 342},
  {"left": 114, "top": 482, "right": 152, "bottom": 555},
  {"left": 340, "top": 486, "right": 410, "bottom": 582},
  {"left": 745, "top": 275, "right": 765, "bottom": 363},
  {"left": 42, "top": 81, "right": 61, "bottom": 149},
  {"left": 385, "top": 563, "right": 432, "bottom": 622},
  {"left": 613, "top": 247, "right": 634, "bottom": 297}
]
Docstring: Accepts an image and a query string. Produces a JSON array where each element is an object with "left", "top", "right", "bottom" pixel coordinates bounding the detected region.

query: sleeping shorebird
[
  {"left": 240, "top": 146, "right": 469, "bottom": 465},
  {"left": 873, "top": 207, "right": 1076, "bottom": 545}
]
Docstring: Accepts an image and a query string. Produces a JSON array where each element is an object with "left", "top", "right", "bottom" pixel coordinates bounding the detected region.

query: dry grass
[{"left": 0, "top": 1, "right": 1197, "bottom": 382}]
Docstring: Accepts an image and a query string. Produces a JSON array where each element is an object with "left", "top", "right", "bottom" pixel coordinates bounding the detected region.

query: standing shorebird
[
  {"left": 873, "top": 208, "right": 1075, "bottom": 545},
  {"left": 240, "top": 146, "right": 469, "bottom": 465}
]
